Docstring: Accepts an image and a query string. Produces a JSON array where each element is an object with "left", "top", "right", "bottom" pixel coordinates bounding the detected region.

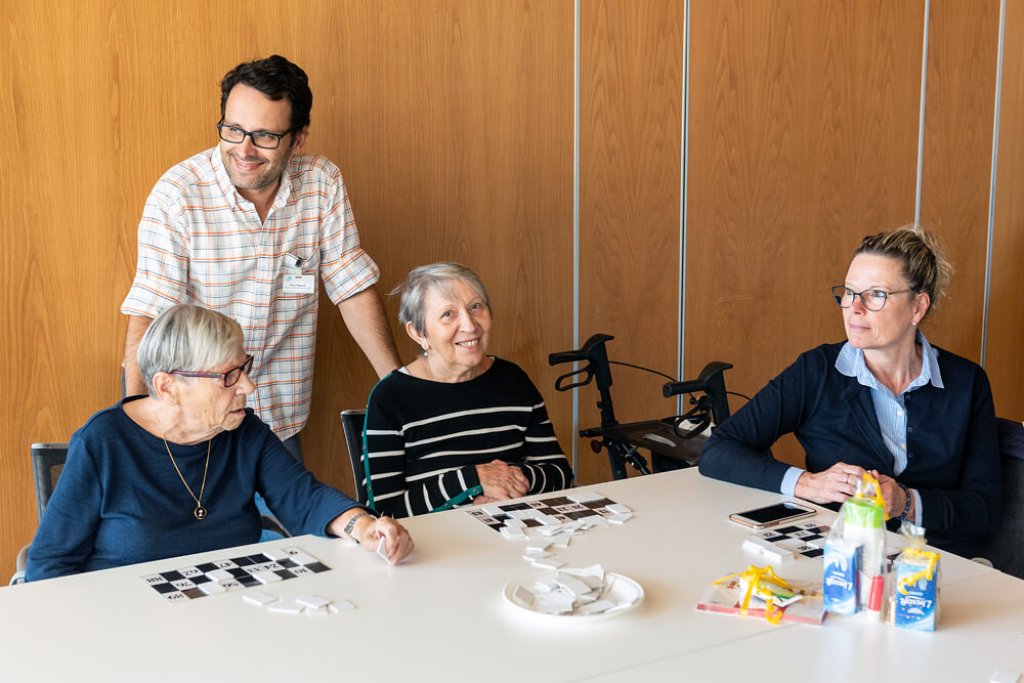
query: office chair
[
  {"left": 340, "top": 409, "right": 368, "bottom": 504},
  {"left": 11, "top": 443, "right": 70, "bottom": 584},
  {"left": 29, "top": 442, "right": 69, "bottom": 522},
  {"left": 976, "top": 418, "right": 1024, "bottom": 579}
]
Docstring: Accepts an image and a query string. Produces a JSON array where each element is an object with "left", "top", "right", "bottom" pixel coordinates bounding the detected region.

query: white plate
[{"left": 502, "top": 571, "right": 644, "bottom": 619}]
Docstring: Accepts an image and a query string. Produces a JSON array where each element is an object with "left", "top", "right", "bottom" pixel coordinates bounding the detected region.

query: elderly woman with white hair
[
  {"left": 362, "top": 262, "right": 573, "bottom": 518},
  {"left": 26, "top": 304, "right": 413, "bottom": 580}
]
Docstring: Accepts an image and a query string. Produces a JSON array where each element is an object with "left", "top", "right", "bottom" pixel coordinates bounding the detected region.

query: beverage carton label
[
  {"left": 893, "top": 559, "right": 940, "bottom": 631},
  {"left": 823, "top": 539, "right": 860, "bottom": 615}
]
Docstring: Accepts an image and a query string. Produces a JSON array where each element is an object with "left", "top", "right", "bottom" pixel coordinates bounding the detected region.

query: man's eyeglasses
[
  {"left": 170, "top": 355, "right": 254, "bottom": 387},
  {"left": 831, "top": 286, "right": 913, "bottom": 312},
  {"left": 217, "top": 122, "right": 291, "bottom": 150}
]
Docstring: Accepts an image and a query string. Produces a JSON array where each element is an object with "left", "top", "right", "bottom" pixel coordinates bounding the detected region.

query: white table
[
  {"left": 579, "top": 570, "right": 1024, "bottom": 682},
  {"left": 1, "top": 469, "right": 1020, "bottom": 682}
]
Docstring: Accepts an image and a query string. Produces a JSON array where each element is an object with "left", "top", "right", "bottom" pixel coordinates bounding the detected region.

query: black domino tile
[
  {"left": 279, "top": 558, "right": 297, "bottom": 568},
  {"left": 801, "top": 548, "right": 825, "bottom": 558},
  {"left": 152, "top": 582, "right": 178, "bottom": 594},
  {"left": 274, "top": 569, "right": 294, "bottom": 580},
  {"left": 192, "top": 574, "right": 211, "bottom": 585},
  {"left": 232, "top": 556, "right": 256, "bottom": 567},
  {"left": 229, "top": 567, "right": 249, "bottom": 578},
  {"left": 196, "top": 562, "right": 218, "bottom": 573},
  {"left": 306, "top": 562, "right": 330, "bottom": 573},
  {"left": 159, "top": 570, "right": 184, "bottom": 581},
  {"left": 774, "top": 526, "right": 801, "bottom": 535},
  {"left": 248, "top": 554, "right": 271, "bottom": 564},
  {"left": 237, "top": 575, "right": 259, "bottom": 586}
]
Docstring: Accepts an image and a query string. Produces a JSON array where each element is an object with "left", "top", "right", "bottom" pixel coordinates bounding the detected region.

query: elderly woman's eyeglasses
[
  {"left": 170, "top": 355, "right": 254, "bottom": 387},
  {"left": 217, "top": 122, "right": 290, "bottom": 150},
  {"left": 831, "top": 286, "right": 913, "bottom": 312}
]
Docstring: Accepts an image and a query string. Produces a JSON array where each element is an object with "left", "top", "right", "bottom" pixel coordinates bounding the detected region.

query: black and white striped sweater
[{"left": 362, "top": 358, "right": 573, "bottom": 518}]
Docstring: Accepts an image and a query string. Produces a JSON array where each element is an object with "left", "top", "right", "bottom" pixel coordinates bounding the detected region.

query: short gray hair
[
  {"left": 393, "top": 262, "right": 491, "bottom": 337},
  {"left": 138, "top": 304, "right": 244, "bottom": 395}
]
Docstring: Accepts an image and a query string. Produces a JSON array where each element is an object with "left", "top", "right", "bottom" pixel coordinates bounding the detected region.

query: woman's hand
[
  {"left": 794, "top": 462, "right": 866, "bottom": 504},
  {"left": 475, "top": 460, "right": 529, "bottom": 501},
  {"left": 472, "top": 494, "right": 498, "bottom": 505},
  {"left": 351, "top": 514, "right": 415, "bottom": 565},
  {"left": 330, "top": 510, "right": 414, "bottom": 565},
  {"left": 871, "top": 470, "right": 911, "bottom": 519}
]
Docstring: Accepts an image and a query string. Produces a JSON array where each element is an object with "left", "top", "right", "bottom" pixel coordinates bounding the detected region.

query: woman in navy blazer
[{"left": 700, "top": 227, "right": 1001, "bottom": 557}]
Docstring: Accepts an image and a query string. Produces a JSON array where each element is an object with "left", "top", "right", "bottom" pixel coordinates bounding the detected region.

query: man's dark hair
[{"left": 220, "top": 55, "right": 312, "bottom": 132}]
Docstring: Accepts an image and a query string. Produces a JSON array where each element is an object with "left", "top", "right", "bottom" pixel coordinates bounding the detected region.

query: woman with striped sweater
[{"left": 362, "top": 263, "right": 573, "bottom": 518}]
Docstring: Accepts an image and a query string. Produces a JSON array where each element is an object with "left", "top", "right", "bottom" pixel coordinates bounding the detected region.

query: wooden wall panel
[
  {"left": 919, "top": 0, "right": 1000, "bottom": 361},
  {"left": 578, "top": 0, "right": 685, "bottom": 483},
  {"left": 988, "top": 0, "right": 1024, "bottom": 420},
  {"left": 685, "top": 0, "right": 924, "bottom": 465},
  {"left": 303, "top": 2, "right": 575, "bottom": 494},
  {"left": 0, "top": 0, "right": 573, "bottom": 581}
]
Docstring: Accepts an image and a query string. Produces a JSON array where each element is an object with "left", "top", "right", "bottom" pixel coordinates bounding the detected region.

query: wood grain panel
[
  {"left": 302, "top": 1, "right": 574, "bottom": 495},
  {"left": 0, "top": 0, "right": 573, "bottom": 582},
  {"left": 987, "top": 0, "right": 1024, "bottom": 420},
  {"left": 919, "top": 0, "right": 1001, "bottom": 362},
  {"left": 578, "top": 0, "right": 685, "bottom": 483},
  {"left": 0, "top": 0, "right": 153, "bottom": 584},
  {"left": 685, "top": 0, "right": 924, "bottom": 465}
]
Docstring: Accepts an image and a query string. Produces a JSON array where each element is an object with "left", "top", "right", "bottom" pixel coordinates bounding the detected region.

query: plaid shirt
[{"left": 121, "top": 147, "right": 379, "bottom": 439}]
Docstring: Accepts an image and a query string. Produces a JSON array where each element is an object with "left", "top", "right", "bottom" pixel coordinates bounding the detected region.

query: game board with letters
[
  {"left": 140, "top": 546, "right": 331, "bottom": 603},
  {"left": 465, "top": 491, "right": 632, "bottom": 534}
]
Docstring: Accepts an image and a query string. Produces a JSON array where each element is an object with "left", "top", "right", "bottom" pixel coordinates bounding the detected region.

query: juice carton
[
  {"left": 892, "top": 524, "right": 941, "bottom": 631},
  {"left": 823, "top": 536, "right": 860, "bottom": 615}
]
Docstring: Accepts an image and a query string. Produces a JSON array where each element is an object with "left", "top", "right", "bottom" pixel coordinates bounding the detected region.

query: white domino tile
[
  {"left": 267, "top": 599, "right": 304, "bottom": 615},
  {"left": 252, "top": 571, "right": 284, "bottom": 585},
  {"left": 242, "top": 591, "right": 278, "bottom": 607},
  {"left": 296, "top": 594, "right": 331, "bottom": 609},
  {"left": 206, "top": 569, "right": 234, "bottom": 582},
  {"left": 566, "top": 491, "right": 607, "bottom": 504}
]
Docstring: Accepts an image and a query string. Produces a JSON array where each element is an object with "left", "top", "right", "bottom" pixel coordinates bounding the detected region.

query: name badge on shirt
[{"left": 283, "top": 273, "right": 316, "bottom": 295}]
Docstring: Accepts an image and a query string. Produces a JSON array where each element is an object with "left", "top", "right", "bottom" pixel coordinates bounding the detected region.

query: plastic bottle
[{"left": 841, "top": 476, "right": 887, "bottom": 610}]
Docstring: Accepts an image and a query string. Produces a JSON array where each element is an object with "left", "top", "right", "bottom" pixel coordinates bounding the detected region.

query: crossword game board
[
  {"left": 465, "top": 492, "right": 630, "bottom": 533},
  {"left": 140, "top": 546, "right": 331, "bottom": 603},
  {"left": 744, "top": 521, "right": 906, "bottom": 564},
  {"left": 747, "top": 521, "right": 831, "bottom": 559}
]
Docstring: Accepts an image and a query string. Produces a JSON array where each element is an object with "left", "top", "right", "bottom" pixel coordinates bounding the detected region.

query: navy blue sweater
[
  {"left": 26, "top": 398, "right": 359, "bottom": 580},
  {"left": 699, "top": 343, "right": 1001, "bottom": 557}
]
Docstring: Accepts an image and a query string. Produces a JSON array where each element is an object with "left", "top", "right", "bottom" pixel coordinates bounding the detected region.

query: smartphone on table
[{"left": 728, "top": 501, "right": 816, "bottom": 529}]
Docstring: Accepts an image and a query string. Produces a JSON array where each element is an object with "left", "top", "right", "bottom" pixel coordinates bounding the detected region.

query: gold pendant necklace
[{"left": 162, "top": 436, "right": 211, "bottom": 520}]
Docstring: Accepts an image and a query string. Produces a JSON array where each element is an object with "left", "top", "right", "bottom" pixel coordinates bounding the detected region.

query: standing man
[{"left": 121, "top": 55, "right": 400, "bottom": 462}]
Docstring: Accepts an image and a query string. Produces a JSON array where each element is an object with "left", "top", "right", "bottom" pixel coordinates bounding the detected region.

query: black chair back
[
  {"left": 30, "top": 443, "right": 70, "bottom": 522},
  {"left": 340, "top": 409, "right": 368, "bottom": 504},
  {"left": 976, "top": 418, "right": 1024, "bottom": 579}
]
